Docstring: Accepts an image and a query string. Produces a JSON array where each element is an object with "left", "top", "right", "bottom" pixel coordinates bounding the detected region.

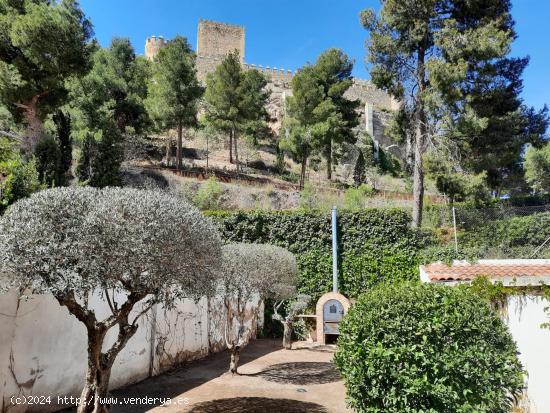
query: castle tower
[
  {"left": 197, "top": 19, "right": 245, "bottom": 63},
  {"left": 145, "top": 35, "right": 167, "bottom": 61}
]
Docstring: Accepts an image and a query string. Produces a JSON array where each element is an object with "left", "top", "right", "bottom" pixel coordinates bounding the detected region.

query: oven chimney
[{"left": 332, "top": 206, "right": 338, "bottom": 293}]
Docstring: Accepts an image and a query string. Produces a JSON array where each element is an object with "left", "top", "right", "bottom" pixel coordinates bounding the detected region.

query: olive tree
[
  {"left": 272, "top": 293, "right": 310, "bottom": 350},
  {"left": 0, "top": 187, "right": 222, "bottom": 413},
  {"left": 220, "top": 243, "right": 296, "bottom": 374}
]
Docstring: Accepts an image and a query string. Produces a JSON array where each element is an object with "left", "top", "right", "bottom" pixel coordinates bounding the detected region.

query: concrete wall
[
  {"left": 0, "top": 290, "right": 260, "bottom": 412},
  {"left": 506, "top": 295, "right": 550, "bottom": 413}
]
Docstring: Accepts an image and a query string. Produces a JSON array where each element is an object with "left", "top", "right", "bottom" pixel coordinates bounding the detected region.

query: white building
[{"left": 421, "top": 259, "right": 550, "bottom": 413}]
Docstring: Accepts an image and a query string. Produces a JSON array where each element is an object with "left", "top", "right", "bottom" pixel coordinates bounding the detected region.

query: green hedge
[
  {"left": 460, "top": 211, "right": 550, "bottom": 249},
  {"left": 334, "top": 282, "right": 524, "bottom": 413},
  {"left": 207, "top": 209, "right": 425, "bottom": 302},
  {"left": 206, "top": 209, "right": 422, "bottom": 253}
]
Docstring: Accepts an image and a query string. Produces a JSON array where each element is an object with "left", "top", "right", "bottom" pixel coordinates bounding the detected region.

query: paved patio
[{"left": 110, "top": 339, "right": 351, "bottom": 413}]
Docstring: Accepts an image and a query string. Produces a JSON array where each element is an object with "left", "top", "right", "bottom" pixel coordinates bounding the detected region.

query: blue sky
[{"left": 80, "top": 0, "right": 549, "bottom": 110}]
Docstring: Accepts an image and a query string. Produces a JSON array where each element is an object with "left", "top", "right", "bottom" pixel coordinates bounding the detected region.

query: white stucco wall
[
  {"left": 506, "top": 295, "right": 550, "bottom": 413},
  {"left": 0, "top": 290, "right": 260, "bottom": 412}
]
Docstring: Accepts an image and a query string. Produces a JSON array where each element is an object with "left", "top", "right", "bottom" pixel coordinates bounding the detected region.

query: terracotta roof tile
[{"left": 420, "top": 260, "right": 550, "bottom": 282}]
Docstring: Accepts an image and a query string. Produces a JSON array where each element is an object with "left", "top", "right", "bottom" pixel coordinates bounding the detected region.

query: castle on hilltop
[{"left": 145, "top": 20, "right": 400, "bottom": 157}]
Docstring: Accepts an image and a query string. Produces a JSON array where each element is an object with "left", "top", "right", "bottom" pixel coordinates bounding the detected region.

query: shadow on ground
[
  {"left": 294, "top": 345, "right": 336, "bottom": 353},
  {"left": 58, "top": 340, "right": 277, "bottom": 413},
  {"left": 188, "top": 397, "right": 328, "bottom": 413},
  {"left": 243, "top": 362, "right": 341, "bottom": 385}
]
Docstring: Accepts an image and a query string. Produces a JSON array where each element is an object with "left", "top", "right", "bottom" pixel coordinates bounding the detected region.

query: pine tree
[
  {"left": 310, "top": 49, "right": 359, "bottom": 180},
  {"left": 70, "top": 38, "right": 150, "bottom": 185},
  {"left": 146, "top": 35, "right": 203, "bottom": 170},
  {"left": 204, "top": 52, "right": 270, "bottom": 171},
  {"left": 0, "top": 0, "right": 93, "bottom": 152},
  {"left": 361, "top": 0, "right": 522, "bottom": 227}
]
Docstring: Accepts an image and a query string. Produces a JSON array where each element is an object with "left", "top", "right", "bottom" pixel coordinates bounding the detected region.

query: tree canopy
[
  {"left": 282, "top": 49, "right": 359, "bottom": 183},
  {"left": 146, "top": 35, "right": 203, "bottom": 169},
  {"left": 204, "top": 51, "right": 270, "bottom": 169},
  {"left": 70, "top": 37, "right": 150, "bottom": 187},
  {"left": 361, "top": 0, "right": 539, "bottom": 226},
  {"left": 524, "top": 141, "right": 550, "bottom": 194},
  {"left": 220, "top": 242, "right": 296, "bottom": 373},
  {"left": 0, "top": 0, "right": 93, "bottom": 151}
]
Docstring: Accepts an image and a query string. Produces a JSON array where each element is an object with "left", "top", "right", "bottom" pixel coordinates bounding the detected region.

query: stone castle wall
[
  {"left": 197, "top": 19, "right": 245, "bottom": 63},
  {"left": 145, "top": 20, "right": 401, "bottom": 158}
]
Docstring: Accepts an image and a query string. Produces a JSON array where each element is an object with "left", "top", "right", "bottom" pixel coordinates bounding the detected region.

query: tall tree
[
  {"left": 282, "top": 50, "right": 359, "bottom": 183},
  {"left": 311, "top": 49, "right": 360, "bottom": 180},
  {"left": 0, "top": 0, "right": 93, "bottom": 152},
  {"left": 361, "top": 0, "right": 520, "bottom": 227},
  {"left": 146, "top": 36, "right": 203, "bottom": 170},
  {"left": 70, "top": 37, "right": 150, "bottom": 135},
  {"left": 204, "top": 51, "right": 270, "bottom": 171},
  {"left": 281, "top": 66, "right": 323, "bottom": 188},
  {"left": 70, "top": 38, "right": 150, "bottom": 186}
]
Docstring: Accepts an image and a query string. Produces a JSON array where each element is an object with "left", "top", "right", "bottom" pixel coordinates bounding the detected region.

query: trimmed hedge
[
  {"left": 207, "top": 209, "right": 426, "bottom": 303},
  {"left": 334, "top": 282, "right": 524, "bottom": 413},
  {"left": 206, "top": 209, "right": 422, "bottom": 254}
]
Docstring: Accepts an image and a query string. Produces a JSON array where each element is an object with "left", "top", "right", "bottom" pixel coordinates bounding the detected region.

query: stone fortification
[
  {"left": 145, "top": 19, "right": 401, "bottom": 159},
  {"left": 197, "top": 19, "right": 245, "bottom": 63}
]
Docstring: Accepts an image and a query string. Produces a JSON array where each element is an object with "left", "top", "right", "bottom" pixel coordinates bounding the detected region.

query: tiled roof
[{"left": 420, "top": 260, "right": 550, "bottom": 285}]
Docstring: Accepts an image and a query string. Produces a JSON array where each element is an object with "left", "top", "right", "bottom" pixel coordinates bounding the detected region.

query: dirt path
[{"left": 109, "top": 339, "right": 351, "bottom": 413}]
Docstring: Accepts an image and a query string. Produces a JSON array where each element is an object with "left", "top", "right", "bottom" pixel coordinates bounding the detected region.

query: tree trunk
[
  {"left": 412, "top": 47, "right": 427, "bottom": 229},
  {"left": 20, "top": 97, "right": 44, "bottom": 154},
  {"left": 411, "top": 124, "right": 425, "bottom": 228},
  {"left": 229, "top": 344, "right": 240, "bottom": 375},
  {"left": 229, "top": 128, "right": 234, "bottom": 164},
  {"left": 233, "top": 131, "right": 240, "bottom": 172},
  {"left": 282, "top": 322, "right": 292, "bottom": 350},
  {"left": 300, "top": 157, "right": 307, "bottom": 189},
  {"left": 77, "top": 331, "right": 111, "bottom": 413},
  {"left": 326, "top": 143, "right": 332, "bottom": 180},
  {"left": 165, "top": 137, "right": 171, "bottom": 167},
  {"left": 176, "top": 121, "right": 183, "bottom": 170}
]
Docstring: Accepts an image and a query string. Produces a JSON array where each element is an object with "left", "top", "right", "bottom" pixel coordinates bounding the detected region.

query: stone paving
[{"left": 111, "top": 339, "right": 351, "bottom": 413}]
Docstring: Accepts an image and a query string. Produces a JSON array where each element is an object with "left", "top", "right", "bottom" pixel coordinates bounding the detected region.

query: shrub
[
  {"left": 334, "top": 282, "right": 524, "bottom": 413},
  {"left": 0, "top": 138, "right": 41, "bottom": 212},
  {"left": 194, "top": 176, "right": 224, "bottom": 210},
  {"left": 343, "top": 184, "right": 375, "bottom": 210},
  {"left": 207, "top": 208, "right": 420, "bottom": 254},
  {"left": 298, "top": 182, "right": 319, "bottom": 210},
  {"left": 460, "top": 211, "right": 550, "bottom": 249},
  {"left": 208, "top": 208, "right": 426, "bottom": 306},
  {"left": 296, "top": 244, "right": 420, "bottom": 304}
]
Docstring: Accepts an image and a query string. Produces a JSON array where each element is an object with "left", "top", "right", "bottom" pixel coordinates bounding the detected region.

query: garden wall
[
  {"left": 0, "top": 289, "right": 261, "bottom": 412},
  {"left": 506, "top": 295, "right": 550, "bottom": 412}
]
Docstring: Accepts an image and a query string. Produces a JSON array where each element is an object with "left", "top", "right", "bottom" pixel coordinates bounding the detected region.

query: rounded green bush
[{"left": 334, "top": 282, "right": 524, "bottom": 413}]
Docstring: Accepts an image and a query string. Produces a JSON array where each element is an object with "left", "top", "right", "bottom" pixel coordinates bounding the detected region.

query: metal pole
[
  {"left": 332, "top": 206, "right": 338, "bottom": 293},
  {"left": 452, "top": 206, "right": 458, "bottom": 254}
]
